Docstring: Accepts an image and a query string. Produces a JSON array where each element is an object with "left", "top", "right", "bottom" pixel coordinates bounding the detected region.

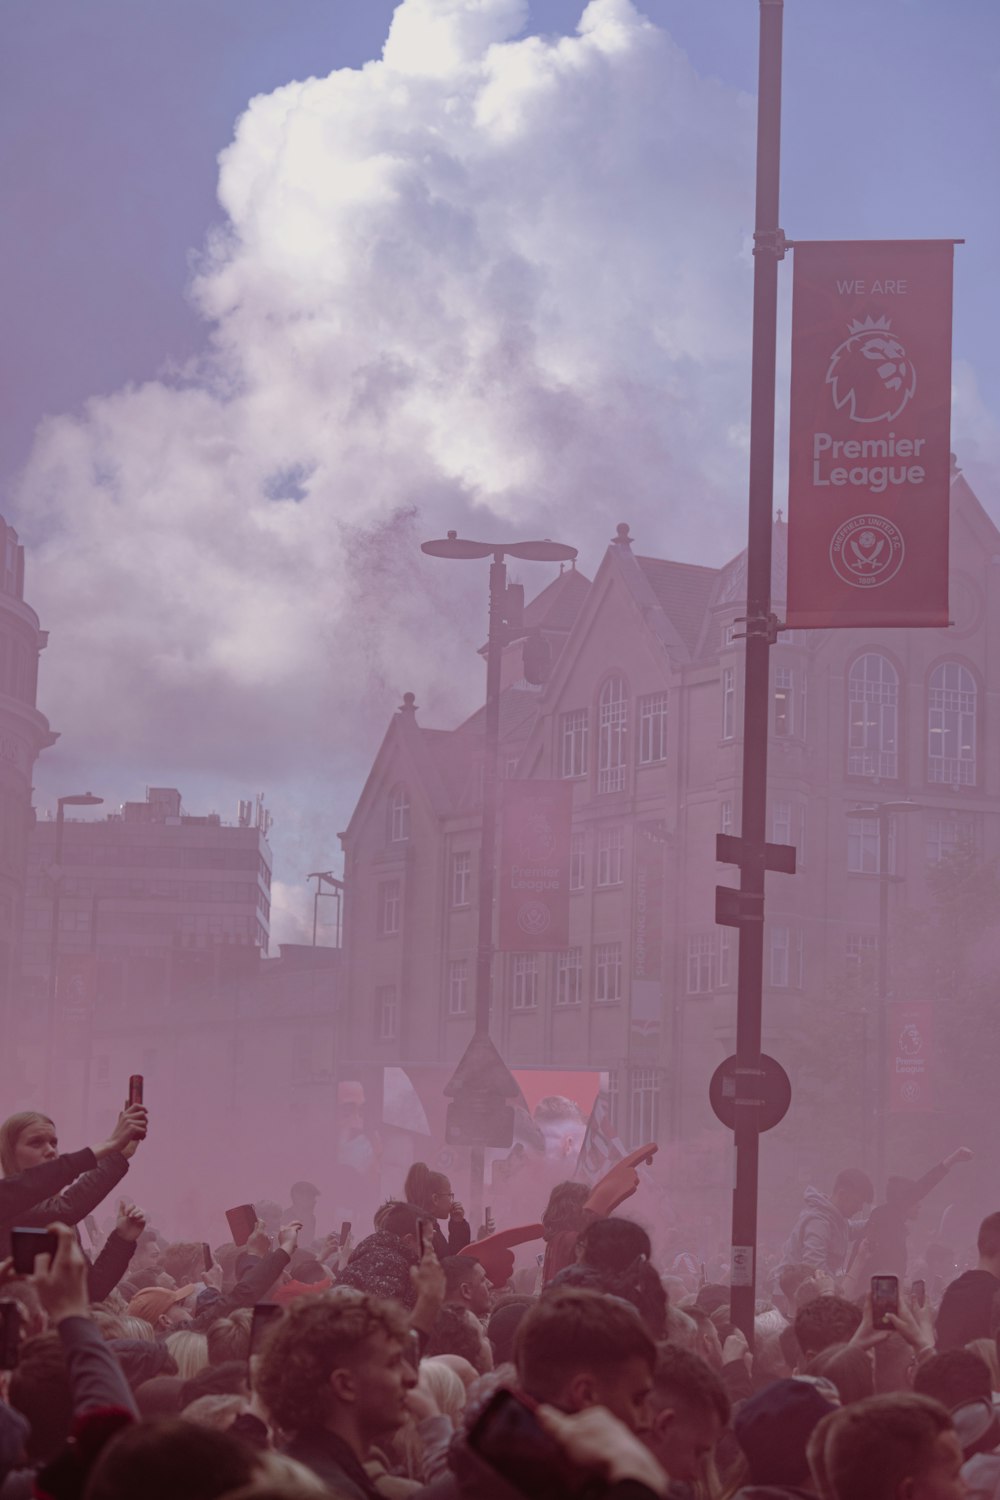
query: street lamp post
[
  {"left": 421, "top": 533, "right": 577, "bottom": 1214},
  {"left": 44, "top": 792, "right": 104, "bottom": 1102},
  {"left": 850, "top": 799, "right": 919, "bottom": 1195}
]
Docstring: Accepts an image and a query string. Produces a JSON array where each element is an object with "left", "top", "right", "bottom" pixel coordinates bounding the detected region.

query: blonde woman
[{"left": 165, "top": 1329, "right": 210, "bottom": 1381}]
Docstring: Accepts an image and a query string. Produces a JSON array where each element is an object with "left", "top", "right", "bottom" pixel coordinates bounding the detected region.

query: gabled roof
[
  {"left": 460, "top": 685, "right": 543, "bottom": 745},
  {"left": 522, "top": 565, "right": 591, "bottom": 632},
  {"left": 636, "top": 557, "right": 721, "bottom": 659}
]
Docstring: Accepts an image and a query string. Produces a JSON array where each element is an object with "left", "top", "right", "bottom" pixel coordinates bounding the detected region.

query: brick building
[{"left": 341, "top": 463, "right": 1000, "bottom": 1216}]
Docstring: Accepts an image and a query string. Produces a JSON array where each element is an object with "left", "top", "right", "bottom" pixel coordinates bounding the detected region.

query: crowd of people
[{"left": 0, "top": 1102, "right": 997, "bottom": 1499}]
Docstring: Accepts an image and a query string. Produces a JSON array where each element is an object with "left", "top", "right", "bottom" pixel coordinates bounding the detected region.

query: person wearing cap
[
  {"left": 731, "top": 1377, "right": 839, "bottom": 1497},
  {"left": 127, "top": 1282, "right": 199, "bottom": 1333}
]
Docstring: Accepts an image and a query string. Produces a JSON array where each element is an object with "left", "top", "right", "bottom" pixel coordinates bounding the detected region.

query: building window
[
  {"left": 629, "top": 1067, "right": 659, "bottom": 1147},
  {"left": 451, "top": 852, "right": 471, "bottom": 908},
  {"left": 928, "top": 662, "right": 977, "bottom": 785},
  {"left": 570, "top": 832, "right": 586, "bottom": 892},
  {"left": 768, "top": 925, "right": 803, "bottom": 989},
  {"left": 774, "top": 666, "right": 794, "bottom": 737},
  {"left": 847, "top": 815, "right": 895, "bottom": 875},
  {"left": 926, "top": 816, "right": 975, "bottom": 865},
  {"left": 771, "top": 800, "right": 792, "bottom": 846},
  {"left": 377, "top": 985, "right": 398, "bottom": 1040},
  {"left": 638, "top": 693, "right": 668, "bottom": 765},
  {"left": 720, "top": 800, "right": 734, "bottom": 837},
  {"left": 722, "top": 667, "right": 735, "bottom": 741},
  {"left": 388, "top": 785, "right": 410, "bottom": 843},
  {"left": 597, "top": 677, "right": 628, "bottom": 794},
  {"left": 560, "top": 710, "right": 589, "bottom": 778},
  {"left": 717, "top": 930, "right": 733, "bottom": 989},
  {"left": 511, "top": 954, "right": 538, "bottom": 1010},
  {"left": 686, "top": 934, "right": 714, "bottom": 995},
  {"left": 594, "top": 942, "right": 622, "bottom": 1003},
  {"left": 846, "top": 932, "right": 879, "bottom": 973},
  {"left": 848, "top": 653, "right": 899, "bottom": 779},
  {"left": 596, "top": 825, "right": 624, "bottom": 887},
  {"left": 378, "top": 879, "right": 401, "bottom": 936},
  {"left": 448, "top": 960, "right": 468, "bottom": 1015},
  {"left": 555, "top": 948, "right": 583, "bottom": 1007},
  {"left": 606, "top": 1070, "right": 620, "bottom": 1132}
]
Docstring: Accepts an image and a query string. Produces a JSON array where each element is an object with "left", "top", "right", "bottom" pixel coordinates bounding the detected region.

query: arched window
[
  {"left": 597, "top": 676, "right": 628, "bottom": 794},
  {"left": 387, "top": 784, "right": 410, "bottom": 842},
  {"left": 848, "top": 654, "right": 899, "bottom": 779},
  {"left": 928, "top": 663, "right": 977, "bottom": 785}
]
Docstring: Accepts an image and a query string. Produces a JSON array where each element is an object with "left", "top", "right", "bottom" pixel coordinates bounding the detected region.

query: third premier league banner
[{"left": 786, "top": 240, "right": 955, "bottom": 628}]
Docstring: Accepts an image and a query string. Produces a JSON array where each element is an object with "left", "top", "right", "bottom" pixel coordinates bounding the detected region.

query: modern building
[
  {"left": 338, "top": 462, "right": 1000, "bottom": 1223},
  {"left": 0, "top": 515, "right": 57, "bottom": 1058}
]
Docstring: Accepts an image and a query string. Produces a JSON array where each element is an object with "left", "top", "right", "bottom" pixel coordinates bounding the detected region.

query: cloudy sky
[{"left": 3, "top": 0, "right": 998, "bottom": 941}]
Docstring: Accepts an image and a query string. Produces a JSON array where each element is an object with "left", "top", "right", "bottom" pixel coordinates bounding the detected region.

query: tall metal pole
[
  {"left": 876, "top": 811, "right": 891, "bottom": 1197},
  {"left": 468, "top": 553, "right": 506, "bottom": 1218},
  {"left": 730, "top": 0, "right": 784, "bottom": 1343}
]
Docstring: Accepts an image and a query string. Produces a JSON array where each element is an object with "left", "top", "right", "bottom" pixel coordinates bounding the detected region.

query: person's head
[
  {"left": 576, "top": 1217, "right": 652, "bottom": 1276},
  {"left": 426, "top": 1306, "right": 493, "bottom": 1374},
  {"left": 541, "top": 1181, "right": 590, "bottom": 1238},
  {"left": 133, "top": 1229, "right": 162, "bottom": 1271},
  {"left": 9, "top": 1332, "right": 71, "bottom": 1462},
  {"left": 831, "top": 1168, "right": 875, "bottom": 1219},
  {"left": 403, "top": 1162, "right": 453, "bottom": 1221},
  {"left": 166, "top": 1329, "right": 210, "bottom": 1381},
  {"left": 82, "top": 1416, "right": 263, "bottom": 1500},
  {"left": 417, "top": 1358, "right": 467, "bottom": 1422},
  {"left": 807, "top": 1407, "right": 842, "bottom": 1500},
  {"left": 913, "top": 1348, "right": 992, "bottom": 1409},
  {"left": 134, "top": 1376, "right": 185, "bottom": 1418},
  {"left": 181, "top": 1362, "right": 249, "bottom": 1409},
  {"left": 977, "top": 1212, "right": 1000, "bottom": 1271},
  {"left": 0, "top": 1111, "right": 56, "bottom": 1175},
  {"left": 487, "top": 1298, "right": 533, "bottom": 1366},
  {"left": 182, "top": 1394, "right": 250, "bottom": 1432},
  {"left": 685, "top": 1304, "right": 724, "bottom": 1370},
  {"left": 734, "top": 1377, "right": 839, "bottom": 1488},
  {"left": 290, "top": 1181, "right": 320, "bottom": 1210},
  {"left": 89, "top": 1308, "right": 127, "bottom": 1341},
  {"left": 162, "top": 1242, "right": 209, "bottom": 1287},
  {"left": 795, "top": 1296, "right": 864, "bottom": 1363},
  {"left": 372, "top": 1198, "right": 433, "bottom": 1253},
  {"left": 207, "top": 1312, "right": 252, "bottom": 1366},
  {"left": 647, "top": 1344, "right": 730, "bottom": 1485},
  {"left": 441, "top": 1256, "right": 491, "bottom": 1318},
  {"left": 127, "top": 1285, "right": 198, "bottom": 1332},
  {"left": 118, "top": 1316, "right": 156, "bottom": 1343},
  {"left": 515, "top": 1289, "right": 656, "bottom": 1434},
  {"left": 823, "top": 1393, "right": 964, "bottom": 1500},
  {"left": 806, "top": 1343, "right": 875, "bottom": 1405},
  {"left": 255, "top": 1295, "right": 416, "bottom": 1449},
  {"left": 287, "top": 1259, "right": 330, "bottom": 1288}
]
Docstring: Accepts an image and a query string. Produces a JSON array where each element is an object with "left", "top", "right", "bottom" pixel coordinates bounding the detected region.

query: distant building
[
  {"left": 17, "top": 786, "right": 274, "bottom": 1106},
  {"left": 0, "top": 515, "right": 56, "bottom": 1054},
  {"left": 338, "top": 466, "right": 1000, "bottom": 1217}
]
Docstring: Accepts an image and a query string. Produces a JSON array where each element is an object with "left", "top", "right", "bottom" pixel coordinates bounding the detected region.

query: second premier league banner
[{"left": 786, "top": 240, "right": 955, "bottom": 628}]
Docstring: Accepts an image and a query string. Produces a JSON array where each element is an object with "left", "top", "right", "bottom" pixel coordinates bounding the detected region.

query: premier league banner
[
  {"left": 497, "top": 779, "right": 572, "bottom": 952},
  {"left": 786, "top": 240, "right": 955, "bottom": 628}
]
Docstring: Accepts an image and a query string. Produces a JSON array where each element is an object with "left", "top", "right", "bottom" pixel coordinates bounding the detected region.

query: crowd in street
[{"left": 0, "top": 1102, "right": 997, "bottom": 1499}]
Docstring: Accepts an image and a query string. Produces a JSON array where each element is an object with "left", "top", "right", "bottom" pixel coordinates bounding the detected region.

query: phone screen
[
  {"left": 128, "top": 1074, "right": 144, "bottom": 1106},
  {"left": 467, "top": 1389, "right": 588, "bottom": 1497},
  {"left": 339, "top": 1220, "right": 351, "bottom": 1246},
  {"left": 202, "top": 1242, "right": 214, "bottom": 1273},
  {"left": 11, "top": 1228, "right": 57, "bottom": 1277},
  {"left": 249, "top": 1303, "right": 282, "bottom": 1357},
  {"left": 226, "top": 1205, "right": 257, "bottom": 1247},
  {"left": 872, "top": 1274, "right": 899, "bottom": 1330}
]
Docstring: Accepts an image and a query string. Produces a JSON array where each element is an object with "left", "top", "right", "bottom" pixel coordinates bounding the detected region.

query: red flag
[
  {"left": 497, "top": 780, "right": 572, "bottom": 952},
  {"left": 887, "top": 1002, "right": 934, "bottom": 1112},
  {"left": 573, "top": 1090, "right": 629, "bottom": 1185},
  {"left": 787, "top": 240, "right": 955, "bottom": 628}
]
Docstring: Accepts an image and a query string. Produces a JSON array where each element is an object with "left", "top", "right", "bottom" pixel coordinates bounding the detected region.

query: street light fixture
[
  {"left": 421, "top": 532, "right": 577, "bottom": 1214},
  {"left": 848, "top": 798, "right": 921, "bottom": 1193},
  {"left": 44, "top": 793, "right": 105, "bottom": 1101}
]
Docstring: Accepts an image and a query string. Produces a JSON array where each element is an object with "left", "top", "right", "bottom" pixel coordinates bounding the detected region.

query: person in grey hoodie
[{"left": 778, "top": 1169, "right": 874, "bottom": 1279}]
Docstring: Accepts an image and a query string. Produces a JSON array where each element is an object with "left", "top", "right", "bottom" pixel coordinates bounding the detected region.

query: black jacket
[
  {"left": 191, "top": 1247, "right": 291, "bottom": 1330},
  {"left": 0, "top": 1149, "right": 103, "bottom": 1254},
  {"left": 937, "top": 1270, "right": 1000, "bottom": 1350},
  {"left": 284, "top": 1429, "right": 384, "bottom": 1500}
]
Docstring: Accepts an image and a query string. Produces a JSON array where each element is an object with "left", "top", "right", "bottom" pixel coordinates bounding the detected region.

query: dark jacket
[
  {"left": 416, "top": 1438, "right": 661, "bottom": 1500},
  {"left": 88, "top": 1229, "right": 137, "bottom": 1303},
  {"left": 936, "top": 1269, "right": 1000, "bottom": 1350},
  {"left": 1, "top": 1150, "right": 135, "bottom": 1302},
  {"left": 849, "top": 1160, "right": 950, "bottom": 1280},
  {"left": 338, "top": 1230, "right": 420, "bottom": 1308},
  {"left": 22, "top": 1153, "right": 130, "bottom": 1232},
  {"left": 284, "top": 1429, "right": 384, "bottom": 1500},
  {"left": 0, "top": 1149, "right": 103, "bottom": 1255},
  {"left": 432, "top": 1217, "right": 472, "bottom": 1261},
  {"left": 191, "top": 1247, "right": 291, "bottom": 1330}
]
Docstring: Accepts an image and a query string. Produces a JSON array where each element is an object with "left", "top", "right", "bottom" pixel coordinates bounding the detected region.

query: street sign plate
[{"left": 709, "top": 1053, "right": 791, "bottom": 1133}]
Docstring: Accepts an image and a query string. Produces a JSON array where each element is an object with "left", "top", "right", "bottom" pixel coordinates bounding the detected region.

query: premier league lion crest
[{"left": 826, "top": 313, "right": 917, "bottom": 424}]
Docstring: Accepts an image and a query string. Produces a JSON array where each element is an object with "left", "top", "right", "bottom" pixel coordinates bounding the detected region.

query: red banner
[
  {"left": 497, "top": 780, "right": 572, "bottom": 952},
  {"left": 887, "top": 1002, "right": 934, "bottom": 1112},
  {"left": 786, "top": 240, "right": 955, "bottom": 628}
]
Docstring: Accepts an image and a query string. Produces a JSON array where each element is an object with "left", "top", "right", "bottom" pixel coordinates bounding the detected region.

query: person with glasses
[{"left": 404, "top": 1162, "right": 471, "bottom": 1258}]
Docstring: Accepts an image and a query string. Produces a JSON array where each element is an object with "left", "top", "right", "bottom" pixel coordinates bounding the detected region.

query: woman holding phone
[
  {"left": 404, "top": 1161, "right": 471, "bottom": 1258},
  {"left": 0, "top": 1102, "right": 148, "bottom": 1297}
]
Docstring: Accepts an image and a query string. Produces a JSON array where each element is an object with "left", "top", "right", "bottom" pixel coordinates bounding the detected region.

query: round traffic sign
[{"left": 709, "top": 1053, "right": 791, "bottom": 1133}]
